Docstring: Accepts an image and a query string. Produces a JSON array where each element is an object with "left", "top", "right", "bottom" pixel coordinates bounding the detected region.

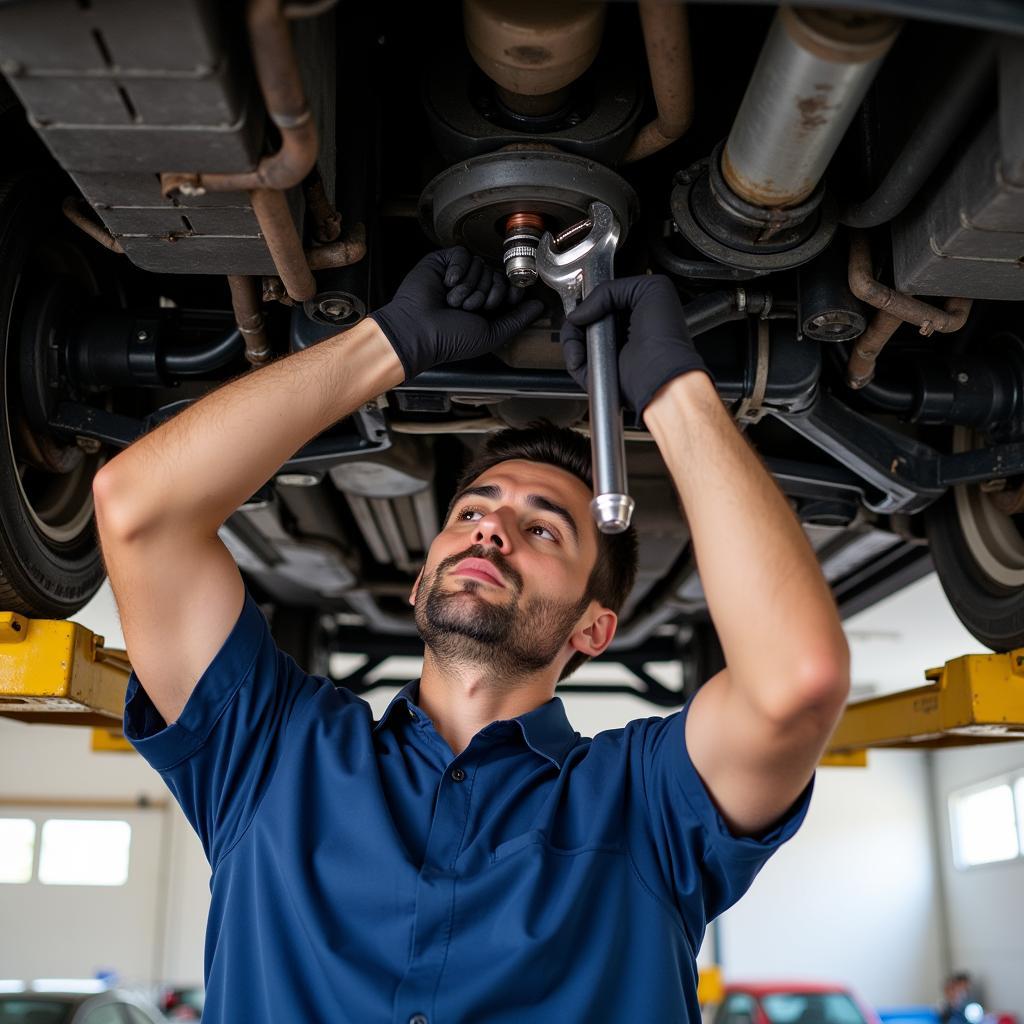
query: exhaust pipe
[
  {"left": 724, "top": 7, "right": 900, "bottom": 208},
  {"left": 671, "top": 6, "right": 899, "bottom": 272}
]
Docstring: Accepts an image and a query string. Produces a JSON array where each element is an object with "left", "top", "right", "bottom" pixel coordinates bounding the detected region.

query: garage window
[
  {"left": 0, "top": 819, "right": 36, "bottom": 884},
  {"left": 37, "top": 819, "right": 131, "bottom": 886},
  {"left": 949, "top": 775, "right": 1024, "bottom": 868}
]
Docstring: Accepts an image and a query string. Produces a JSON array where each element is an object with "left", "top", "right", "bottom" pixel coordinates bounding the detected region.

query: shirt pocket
[
  {"left": 490, "top": 829, "right": 626, "bottom": 864},
  {"left": 490, "top": 829, "right": 548, "bottom": 863}
]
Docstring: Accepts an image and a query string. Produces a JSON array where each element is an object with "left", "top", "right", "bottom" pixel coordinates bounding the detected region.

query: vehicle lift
[{"left": 4, "top": 608, "right": 1024, "bottom": 761}]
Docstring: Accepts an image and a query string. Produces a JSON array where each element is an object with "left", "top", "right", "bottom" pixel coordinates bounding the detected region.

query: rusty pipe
[
  {"left": 162, "top": 0, "right": 316, "bottom": 196},
  {"left": 227, "top": 275, "right": 272, "bottom": 367},
  {"left": 304, "top": 170, "right": 342, "bottom": 244},
  {"left": 846, "top": 232, "right": 972, "bottom": 387},
  {"left": 623, "top": 0, "right": 693, "bottom": 163},
  {"left": 846, "top": 309, "right": 902, "bottom": 388},
  {"left": 250, "top": 189, "right": 316, "bottom": 300},
  {"left": 848, "top": 232, "right": 972, "bottom": 335},
  {"left": 62, "top": 196, "right": 124, "bottom": 254},
  {"left": 305, "top": 223, "right": 367, "bottom": 271},
  {"left": 160, "top": 0, "right": 319, "bottom": 301}
]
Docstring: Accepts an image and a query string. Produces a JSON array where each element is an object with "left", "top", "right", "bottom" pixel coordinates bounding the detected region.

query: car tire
[
  {"left": 925, "top": 427, "right": 1024, "bottom": 650},
  {"left": 0, "top": 174, "right": 110, "bottom": 617}
]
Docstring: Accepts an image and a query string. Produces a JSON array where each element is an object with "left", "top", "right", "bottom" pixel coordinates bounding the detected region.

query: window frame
[{"left": 948, "top": 768, "right": 1024, "bottom": 871}]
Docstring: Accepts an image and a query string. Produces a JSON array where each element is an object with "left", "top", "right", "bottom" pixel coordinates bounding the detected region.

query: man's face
[{"left": 410, "top": 459, "right": 612, "bottom": 681}]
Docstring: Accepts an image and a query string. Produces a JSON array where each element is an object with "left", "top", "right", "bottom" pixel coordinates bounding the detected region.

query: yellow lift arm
[
  {"left": 826, "top": 648, "right": 1024, "bottom": 760},
  {"left": 0, "top": 610, "right": 130, "bottom": 729}
]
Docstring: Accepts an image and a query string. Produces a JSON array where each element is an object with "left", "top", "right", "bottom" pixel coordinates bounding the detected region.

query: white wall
[
  {"left": 931, "top": 741, "right": 1024, "bottom": 1018},
  {"left": 716, "top": 751, "right": 944, "bottom": 1008}
]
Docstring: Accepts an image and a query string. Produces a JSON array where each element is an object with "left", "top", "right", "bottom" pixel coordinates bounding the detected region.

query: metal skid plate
[
  {"left": 419, "top": 150, "right": 638, "bottom": 264},
  {"left": 892, "top": 40, "right": 1024, "bottom": 299}
]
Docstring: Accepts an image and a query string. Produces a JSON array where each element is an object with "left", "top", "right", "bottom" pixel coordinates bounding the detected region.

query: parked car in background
[
  {"left": 715, "top": 982, "right": 882, "bottom": 1024},
  {"left": 0, "top": 982, "right": 167, "bottom": 1023},
  {"left": 155, "top": 985, "right": 202, "bottom": 1021}
]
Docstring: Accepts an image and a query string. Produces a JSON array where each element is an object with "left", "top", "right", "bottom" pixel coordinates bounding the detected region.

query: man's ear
[
  {"left": 569, "top": 604, "right": 617, "bottom": 658},
  {"left": 409, "top": 568, "right": 424, "bottom": 606}
]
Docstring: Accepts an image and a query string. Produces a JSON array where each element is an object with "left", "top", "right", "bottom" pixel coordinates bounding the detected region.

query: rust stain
[
  {"left": 505, "top": 45, "right": 552, "bottom": 66},
  {"left": 796, "top": 92, "right": 832, "bottom": 131}
]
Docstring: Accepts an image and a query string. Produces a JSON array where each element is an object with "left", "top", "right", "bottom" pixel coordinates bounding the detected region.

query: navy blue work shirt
[{"left": 125, "top": 588, "right": 812, "bottom": 1023}]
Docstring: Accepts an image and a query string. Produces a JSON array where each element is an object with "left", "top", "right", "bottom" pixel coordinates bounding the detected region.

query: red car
[{"left": 714, "top": 982, "right": 882, "bottom": 1024}]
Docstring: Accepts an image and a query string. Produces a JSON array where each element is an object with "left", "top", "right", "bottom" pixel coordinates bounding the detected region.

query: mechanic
[{"left": 93, "top": 248, "right": 851, "bottom": 1024}]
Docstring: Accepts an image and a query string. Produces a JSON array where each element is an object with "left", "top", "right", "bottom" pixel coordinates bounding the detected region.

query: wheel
[
  {"left": 0, "top": 174, "right": 110, "bottom": 617},
  {"left": 925, "top": 426, "right": 1024, "bottom": 650}
]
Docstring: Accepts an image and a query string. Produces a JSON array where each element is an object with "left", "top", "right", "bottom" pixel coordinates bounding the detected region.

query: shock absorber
[{"left": 502, "top": 213, "right": 546, "bottom": 287}]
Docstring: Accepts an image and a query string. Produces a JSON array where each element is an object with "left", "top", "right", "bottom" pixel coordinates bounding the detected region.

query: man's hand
[
  {"left": 370, "top": 246, "right": 545, "bottom": 382},
  {"left": 559, "top": 275, "right": 710, "bottom": 417}
]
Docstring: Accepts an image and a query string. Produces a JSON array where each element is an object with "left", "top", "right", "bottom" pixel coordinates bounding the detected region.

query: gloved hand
[
  {"left": 559, "top": 275, "right": 711, "bottom": 419},
  {"left": 370, "top": 246, "right": 545, "bottom": 381}
]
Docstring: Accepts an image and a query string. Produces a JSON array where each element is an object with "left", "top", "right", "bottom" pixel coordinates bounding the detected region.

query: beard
[{"left": 414, "top": 544, "right": 591, "bottom": 680}]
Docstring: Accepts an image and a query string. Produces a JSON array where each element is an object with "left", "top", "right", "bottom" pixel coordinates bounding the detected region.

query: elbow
[
  {"left": 92, "top": 467, "right": 148, "bottom": 542},
  {"left": 791, "top": 640, "right": 851, "bottom": 719},
  {"left": 759, "top": 639, "right": 851, "bottom": 726}
]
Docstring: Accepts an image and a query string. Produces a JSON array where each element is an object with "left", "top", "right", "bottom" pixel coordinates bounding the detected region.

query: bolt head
[
  {"left": 75, "top": 436, "right": 102, "bottom": 454},
  {"left": 318, "top": 297, "right": 354, "bottom": 320},
  {"left": 135, "top": 329, "right": 149, "bottom": 342},
  {"left": 957, "top": 371, "right": 970, "bottom": 384}
]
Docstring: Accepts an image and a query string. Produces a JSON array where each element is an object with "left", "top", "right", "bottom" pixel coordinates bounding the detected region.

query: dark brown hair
[{"left": 446, "top": 421, "right": 639, "bottom": 681}]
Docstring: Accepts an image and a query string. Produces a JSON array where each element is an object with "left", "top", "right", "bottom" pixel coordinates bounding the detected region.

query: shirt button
[
  {"left": 450, "top": 767, "right": 466, "bottom": 782},
  {"left": 407, "top": 706, "right": 417, "bottom": 720},
  {"left": 410, "top": 1015, "right": 428, "bottom": 1024}
]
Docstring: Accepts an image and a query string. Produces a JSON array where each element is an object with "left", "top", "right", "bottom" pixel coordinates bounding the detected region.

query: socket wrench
[{"left": 535, "top": 201, "right": 635, "bottom": 533}]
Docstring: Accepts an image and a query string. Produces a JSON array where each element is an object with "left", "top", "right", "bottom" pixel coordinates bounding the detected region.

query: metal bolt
[
  {"left": 276, "top": 472, "right": 320, "bottom": 487},
  {"left": 75, "top": 436, "right": 102, "bottom": 454},
  {"left": 135, "top": 329, "right": 149, "bottom": 343},
  {"left": 317, "top": 297, "right": 354, "bottom": 321},
  {"left": 957, "top": 371, "right": 969, "bottom": 384}
]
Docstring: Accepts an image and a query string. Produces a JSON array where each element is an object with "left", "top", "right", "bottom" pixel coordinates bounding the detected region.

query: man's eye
[
  {"left": 455, "top": 506, "right": 482, "bottom": 521},
  {"left": 530, "top": 524, "right": 556, "bottom": 541}
]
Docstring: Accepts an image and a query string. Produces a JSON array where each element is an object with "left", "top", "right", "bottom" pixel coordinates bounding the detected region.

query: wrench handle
[{"left": 586, "top": 312, "right": 635, "bottom": 533}]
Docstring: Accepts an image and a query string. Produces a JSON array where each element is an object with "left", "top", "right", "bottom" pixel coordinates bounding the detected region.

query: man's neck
[{"left": 417, "top": 649, "right": 556, "bottom": 756}]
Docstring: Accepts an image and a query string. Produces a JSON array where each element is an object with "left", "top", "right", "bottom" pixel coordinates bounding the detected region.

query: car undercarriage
[{"left": 1, "top": 0, "right": 1023, "bottom": 705}]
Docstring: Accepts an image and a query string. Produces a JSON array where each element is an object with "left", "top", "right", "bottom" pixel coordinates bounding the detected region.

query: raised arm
[
  {"left": 94, "top": 248, "right": 542, "bottom": 724},
  {"left": 562, "top": 277, "right": 850, "bottom": 836}
]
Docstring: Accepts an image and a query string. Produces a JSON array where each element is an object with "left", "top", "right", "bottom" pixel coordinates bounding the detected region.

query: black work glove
[
  {"left": 559, "top": 275, "right": 711, "bottom": 420},
  {"left": 370, "top": 246, "right": 545, "bottom": 382}
]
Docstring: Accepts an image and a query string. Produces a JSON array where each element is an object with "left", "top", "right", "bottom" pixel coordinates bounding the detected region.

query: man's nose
[{"left": 472, "top": 507, "right": 512, "bottom": 550}]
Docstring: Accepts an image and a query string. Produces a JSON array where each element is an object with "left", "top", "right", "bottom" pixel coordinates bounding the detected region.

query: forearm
[
  {"left": 644, "top": 372, "right": 849, "bottom": 716},
  {"left": 94, "top": 318, "right": 404, "bottom": 539}
]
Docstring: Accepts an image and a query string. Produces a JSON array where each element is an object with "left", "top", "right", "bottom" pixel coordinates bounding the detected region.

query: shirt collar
[{"left": 373, "top": 680, "right": 579, "bottom": 768}]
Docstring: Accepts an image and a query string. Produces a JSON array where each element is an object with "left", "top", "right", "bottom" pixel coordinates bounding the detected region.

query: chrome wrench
[{"left": 535, "top": 201, "right": 634, "bottom": 533}]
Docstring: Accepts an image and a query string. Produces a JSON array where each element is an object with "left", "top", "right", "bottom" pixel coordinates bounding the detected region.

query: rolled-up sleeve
[
  {"left": 629, "top": 701, "right": 813, "bottom": 943},
  {"left": 123, "top": 588, "right": 329, "bottom": 867}
]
